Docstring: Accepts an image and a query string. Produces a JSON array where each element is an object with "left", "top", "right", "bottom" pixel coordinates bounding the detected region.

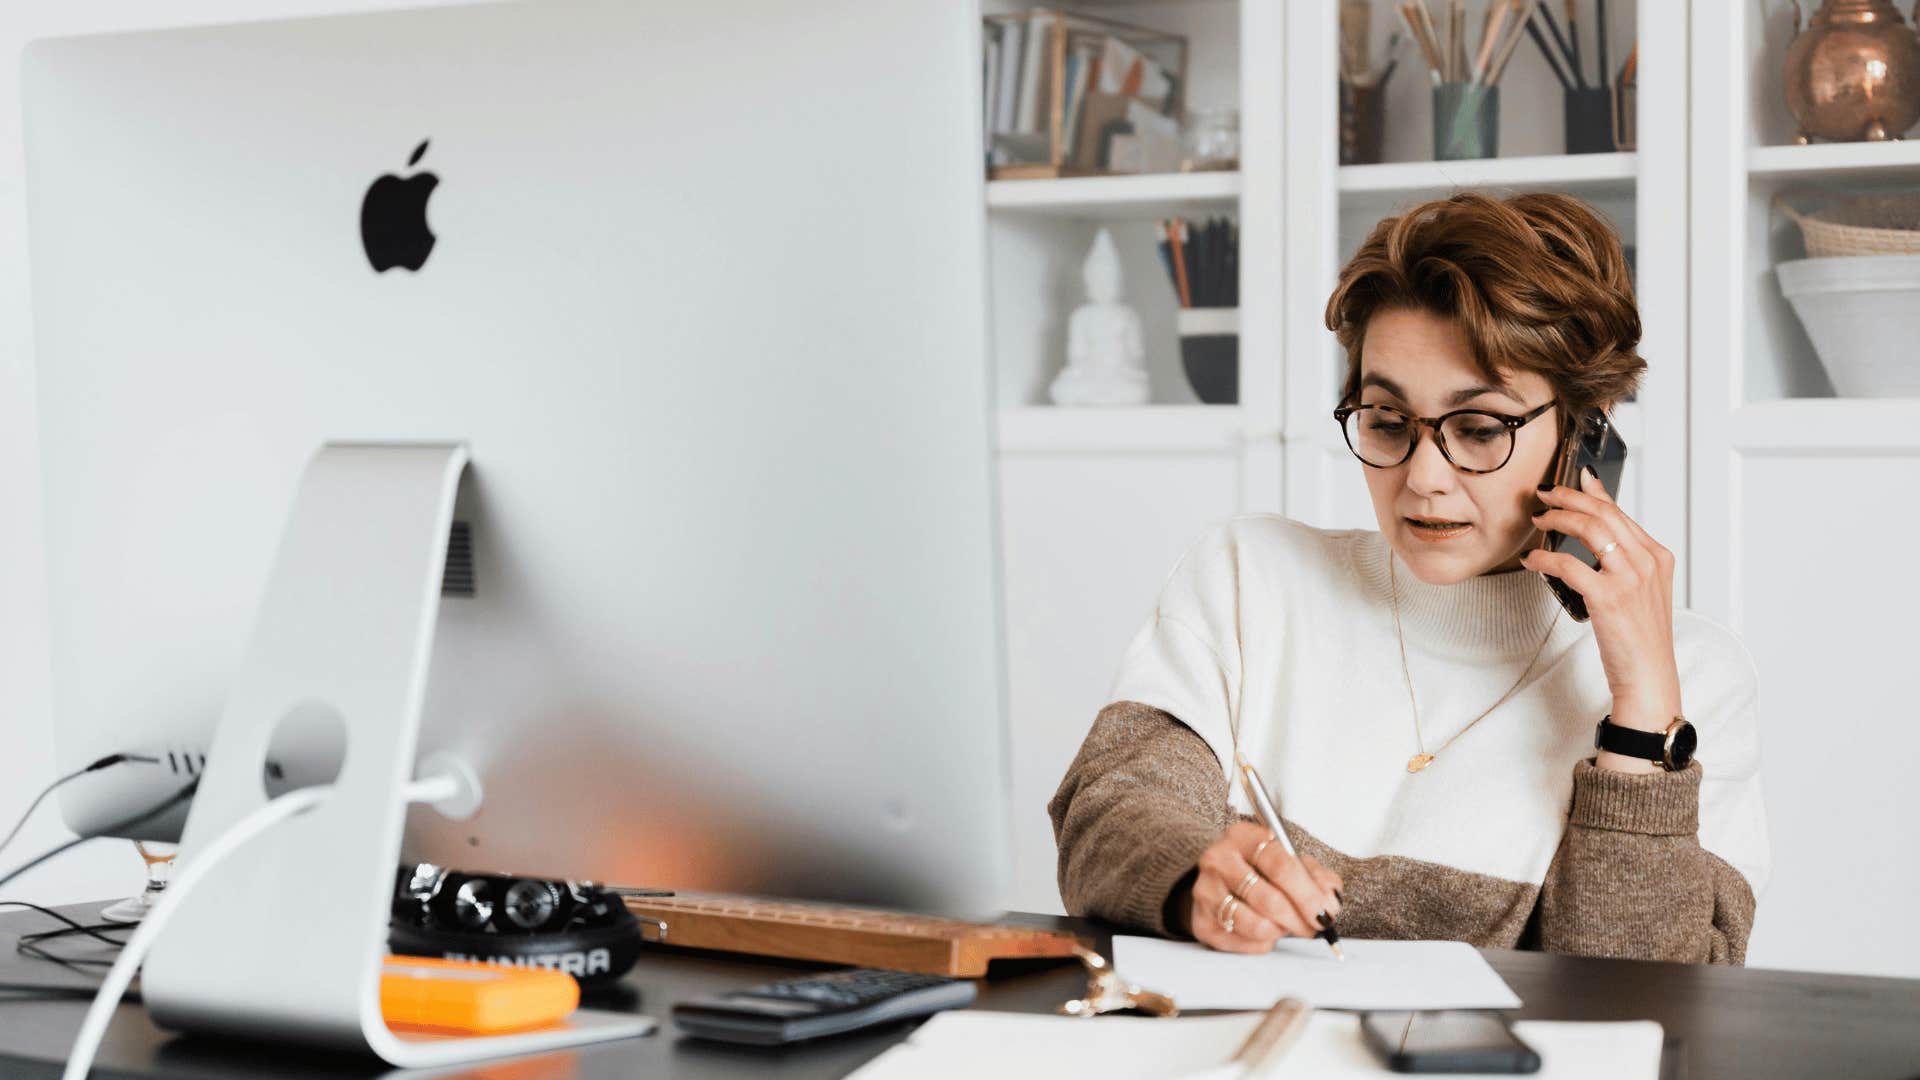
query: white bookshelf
[
  {"left": 986, "top": 171, "right": 1239, "bottom": 218},
  {"left": 979, "top": 0, "right": 1920, "bottom": 978},
  {"left": 979, "top": 0, "right": 1667, "bottom": 916},
  {"left": 981, "top": 0, "right": 1261, "bottom": 920},
  {"left": 1729, "top": 398, "right": 1920, "bottom": 452},
  {"left": 1339, "top": 151, "right": 1638, "bottom": 205},
  {"left": 1689, "top": 0, "right": 1920, "bottom": 979},
  {"left": 1748, "top": 140, "right": 1920, "bottom": 180}
]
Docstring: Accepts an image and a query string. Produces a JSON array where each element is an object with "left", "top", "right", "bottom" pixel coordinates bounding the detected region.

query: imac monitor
[{"left": 24, "top": 0, "right": 1010, "bottom": 914}]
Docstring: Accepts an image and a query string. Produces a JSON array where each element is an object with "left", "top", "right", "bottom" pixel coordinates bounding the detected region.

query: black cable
[
  {"left": 21, "top": 924, "right": 130, "bottom": 949},
  {"left": 17, "top": 938, "right": 115, "bottom": 970},
  {"left": 0, "top": 753, "right": 157, "bottom": 865},
  {"left": 16, "top": 922, "right": 130, "bottom": 971},
  {"left": 1, "top": 903, "right": 129, "bottom": 980},
  {"left": 0, "top": 779, "right": 198, "bottom": 896},
  {"left": 0, "top": 911, "right": 125, "bottom": 996},
  {"left": 0, "top": 932, "right": 142, "bottom": 1001},
  {"left": 0, "top": 902, "right": 130, "bottom": 949},
  {"left": 0, "top": 982, "right": 136, "bottom": 1002},
  {"left": 0, "top": 876, "right": 153, "bottom": 1007}
]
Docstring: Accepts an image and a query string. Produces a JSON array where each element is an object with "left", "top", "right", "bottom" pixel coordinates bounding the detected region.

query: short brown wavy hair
[{"left": 1324, "top": 192, "right": 1645, "bottom": 428}]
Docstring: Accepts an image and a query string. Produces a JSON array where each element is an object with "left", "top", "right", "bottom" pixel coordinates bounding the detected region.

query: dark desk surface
[{"left": 2, "top": 903, "right": 1918, "bottom": 1079}]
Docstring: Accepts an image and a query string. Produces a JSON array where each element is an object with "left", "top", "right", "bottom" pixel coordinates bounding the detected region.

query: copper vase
[{"left": 1784, "top": 0, "right": 1920, "bottom": 142}]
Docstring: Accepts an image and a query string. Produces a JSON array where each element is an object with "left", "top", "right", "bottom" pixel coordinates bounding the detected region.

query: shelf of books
[{"left": 981, "top": 7, "right": 1199, "bottom": 182}]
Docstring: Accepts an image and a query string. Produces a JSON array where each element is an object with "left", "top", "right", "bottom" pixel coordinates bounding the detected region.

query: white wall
[{"left": 0, "top": 0, "right": 474, "bottom": 908}]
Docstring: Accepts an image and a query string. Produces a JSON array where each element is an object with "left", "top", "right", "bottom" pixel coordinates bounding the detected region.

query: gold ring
[
  {"left": 1252, "top": 835, "right": 1275, "bottom": 863},
  {"left": 1597, "top": 540, "right": 1619, "bottom": 558},
  {"left": 1217, "top": 893, "right": 1240, "bottom": 934},
  {"left": 1237, "top": 869, "right": 1262, "bottom": 898}
]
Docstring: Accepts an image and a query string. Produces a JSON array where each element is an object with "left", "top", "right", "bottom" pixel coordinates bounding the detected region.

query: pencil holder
[
  {"left": 1564, "top": 86, "right": 1614, "bottom": 154},
  {"left": 1339, "top": 78, "right": 1387, "bottom": 166},
  {"left": 1432, "top": 82, "right": 1498, "bottom": 161},
  {"left": 1177, "top": 307, "right": 1238, "bottom": 405}
]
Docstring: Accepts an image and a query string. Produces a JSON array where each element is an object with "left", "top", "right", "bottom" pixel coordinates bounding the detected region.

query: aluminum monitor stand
[{"left": 139, "top": 443, "right": 652, "bottom": 1066}]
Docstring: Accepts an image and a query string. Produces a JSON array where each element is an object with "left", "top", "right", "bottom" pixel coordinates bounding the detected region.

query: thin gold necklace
[{"left": 1389, "top": 554, "right": 1560, "bottom": 774}]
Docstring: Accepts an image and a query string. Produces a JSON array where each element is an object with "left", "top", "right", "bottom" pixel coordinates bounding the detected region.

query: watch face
[{"left": 1665, "top": 721, "right": 1698, "bottom": 770}]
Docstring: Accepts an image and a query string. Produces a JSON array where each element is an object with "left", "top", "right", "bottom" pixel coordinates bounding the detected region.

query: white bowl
[{"left": 1776, "top": 255, "right": 1920, "bottom": 398}]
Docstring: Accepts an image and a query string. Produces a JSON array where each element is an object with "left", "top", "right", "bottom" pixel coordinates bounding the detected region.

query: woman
[{"left": 1048, "top": 192, "right": 1766, "bottom": 964}]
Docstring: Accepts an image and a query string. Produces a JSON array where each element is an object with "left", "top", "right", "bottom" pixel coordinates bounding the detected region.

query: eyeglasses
[{"left": 1332, "top": 400, "right": 1554, "bottom": 474}]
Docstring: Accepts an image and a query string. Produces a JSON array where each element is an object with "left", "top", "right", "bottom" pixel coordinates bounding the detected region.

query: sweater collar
[{"left": 1348, "top": 530, "right": 1574, "bottom": 659}]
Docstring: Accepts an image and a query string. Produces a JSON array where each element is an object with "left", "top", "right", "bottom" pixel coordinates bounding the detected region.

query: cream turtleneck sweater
[{"left": 1049, "top": 514, "right": 1767, "bottom": 964}]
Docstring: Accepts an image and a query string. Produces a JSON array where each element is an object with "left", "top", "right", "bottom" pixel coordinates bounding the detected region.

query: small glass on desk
[{"left": 100, "top": 840, "right": 177, "bottom": 924}]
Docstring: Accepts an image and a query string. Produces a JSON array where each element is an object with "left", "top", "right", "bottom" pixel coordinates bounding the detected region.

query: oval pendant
[{"left": 1406, "top": 753, "right": 1435, "bottom": 774}]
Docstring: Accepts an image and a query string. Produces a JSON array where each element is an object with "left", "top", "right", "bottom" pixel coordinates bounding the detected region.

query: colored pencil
[{"left": 1167, "top": 219, "right": 1192, "bottom": 308}]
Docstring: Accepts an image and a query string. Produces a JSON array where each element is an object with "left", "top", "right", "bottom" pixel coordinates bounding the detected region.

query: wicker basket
[{"left": 1776, "top": 191, "right": 1920, "bottom": 258}]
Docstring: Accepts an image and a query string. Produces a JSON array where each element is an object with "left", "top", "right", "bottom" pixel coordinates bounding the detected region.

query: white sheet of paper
[
  {"left": 845, "top": 1011, "right": 1663, "bottom": 1080},
  {"left": 848, "top": 1013, "right": 1261, "bottom": 1080},
  {"left": 1111, "top": 936, "right": 1523, "bottom": 1011}
]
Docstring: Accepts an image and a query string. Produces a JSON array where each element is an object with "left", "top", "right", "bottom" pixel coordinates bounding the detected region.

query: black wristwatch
[{"left": 1594, "top": 715, "right": 1697, "bottom": 771}]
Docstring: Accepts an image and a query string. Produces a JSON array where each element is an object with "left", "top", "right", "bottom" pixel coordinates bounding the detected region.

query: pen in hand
[{"left": 1234, "top": 750, "right": 1345, "bottom": 961}]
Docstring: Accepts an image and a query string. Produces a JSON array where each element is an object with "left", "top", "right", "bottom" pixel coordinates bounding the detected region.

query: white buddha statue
[{"left": 1049, "top": 227, "right": 1150, "bottom": 406}]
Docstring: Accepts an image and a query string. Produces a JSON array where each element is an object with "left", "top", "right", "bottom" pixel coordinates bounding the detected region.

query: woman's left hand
[{"left": 1521, "top": 468, "right": 1683, "bottom": 762}]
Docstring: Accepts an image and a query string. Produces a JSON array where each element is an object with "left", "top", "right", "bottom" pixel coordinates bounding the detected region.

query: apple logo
[{"left": 360, "top": 139, "right": 439, "bottom": 273}]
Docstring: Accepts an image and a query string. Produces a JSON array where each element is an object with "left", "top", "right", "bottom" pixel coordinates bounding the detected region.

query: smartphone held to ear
[
  {"left": 1359, "top": 1010, "right": 1541, "bottom": 1073},
  {"left": 1538, "top": 408, "right": 1628, "bottom": 623}
]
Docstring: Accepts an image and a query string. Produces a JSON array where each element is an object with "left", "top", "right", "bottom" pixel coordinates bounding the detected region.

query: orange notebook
[{"left": 380, "top": 955, "right": 579, "bottom": 1035}]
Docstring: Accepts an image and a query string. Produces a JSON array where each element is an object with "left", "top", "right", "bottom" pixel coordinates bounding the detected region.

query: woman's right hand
[{"left": 1187, "top": 821, "right": 1344, "bottom": 954}]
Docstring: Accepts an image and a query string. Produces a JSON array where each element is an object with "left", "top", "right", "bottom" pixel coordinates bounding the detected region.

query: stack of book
[{"left": 982, "top": 10, "right": 1184, "bottom": 179}]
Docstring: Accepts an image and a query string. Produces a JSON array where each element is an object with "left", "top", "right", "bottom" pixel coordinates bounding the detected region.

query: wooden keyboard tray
[{"left": 621, "top": 893, "right": 1084, "bottom": 977}]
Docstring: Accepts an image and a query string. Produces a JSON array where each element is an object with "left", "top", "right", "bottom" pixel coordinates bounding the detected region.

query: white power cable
[{"left": 63, "top": 773, "right": 460, "bottom": 1079}]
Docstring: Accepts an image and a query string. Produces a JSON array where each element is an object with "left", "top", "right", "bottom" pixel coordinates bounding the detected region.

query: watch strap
[{"left": 1594, "top": 716, "right": 1669, "bottom": 762}]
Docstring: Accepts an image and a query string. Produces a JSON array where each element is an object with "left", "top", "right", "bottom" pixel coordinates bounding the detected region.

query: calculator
[{"left": 671, "top": 968, "right": 977, "bottom": 1045}]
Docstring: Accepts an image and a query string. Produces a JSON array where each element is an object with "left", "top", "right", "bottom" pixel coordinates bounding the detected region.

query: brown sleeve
[
  {"left": 1047, "top": 701, "right": 1232, "bottom": 937},
  {"left": 1538, "top": 759, "right": 1757, "bottom": 965}
]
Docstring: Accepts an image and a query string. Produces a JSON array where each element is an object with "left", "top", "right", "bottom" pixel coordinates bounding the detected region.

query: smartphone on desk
[
  {"left": 1539, "top": 407, "right": 1628, "bottom": 623},
  {"left": 1360, "top": 1010, "right": 1541, "bottom": 1073}
]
